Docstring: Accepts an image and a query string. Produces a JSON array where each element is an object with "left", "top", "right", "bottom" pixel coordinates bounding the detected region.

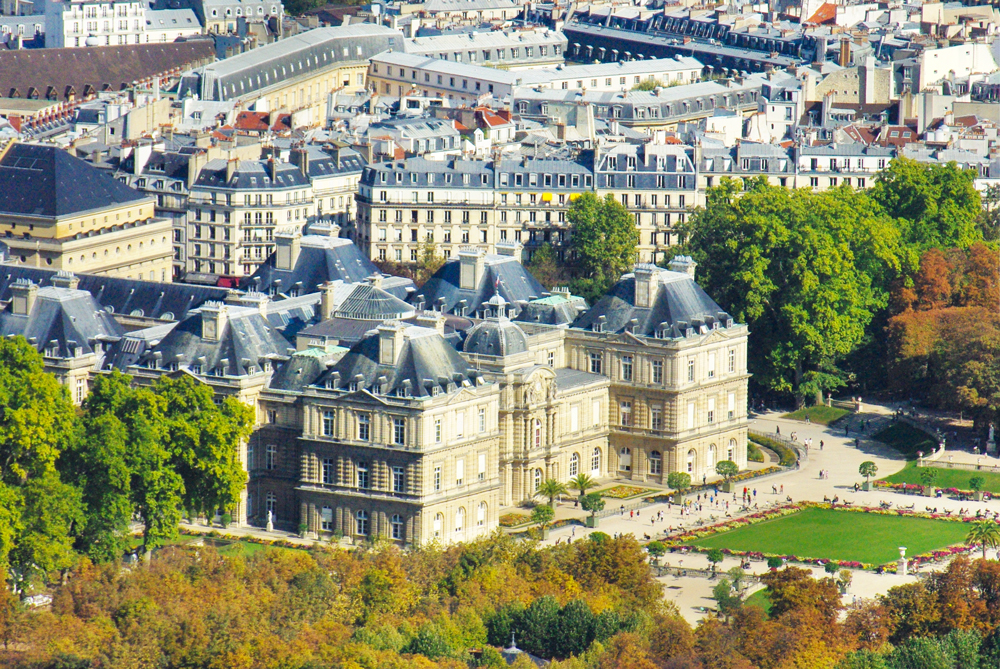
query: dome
[
  {"left": 487, "top": 294, "right": 507, "bottom": 307},
  {"left": 85, "top": 35, "right": 100, "bottom": 47},
  {"left": 463, "top": 319, "right": 528, "bottom": 357}
]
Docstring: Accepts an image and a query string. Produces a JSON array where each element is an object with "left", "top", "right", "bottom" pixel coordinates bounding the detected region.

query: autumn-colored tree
[
  {"left": 844, "top": 600, "right": 894, "bottom": 651},
  {"left": 911, "top": 247, "right": 954, "bottom": 310},
  {"left": 598, "top": 632, "right": 659, "bottom": 669},
  {"left": 648, "top": 615, "right": 695, "bottom": 663},
  {"left": 879, "top": 581, "right": 942, "bottom": 644},
  {"left": 759, "top": 566, "right": 842, "bottom": 622},
  {"left": 959, "top": 242, "right": 1000, "bottom": 310}
]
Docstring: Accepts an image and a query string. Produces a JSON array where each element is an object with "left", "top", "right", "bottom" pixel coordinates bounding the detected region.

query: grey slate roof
[
  {"left": 334, "top": 283, "right": 415, "bottom": 320},
  {"left": 513, "top": 292, "right": 588, "bottom": 326},
  {"left": 0, "top": 143, "right": 148, "bottom": 218},
  {"left": 193, "top": 158, "right": 310, "bottom": 190},
  {"left": 410, "top": 254, "right": 547, "bottom": 317},
  {"left": 553, "top": 366, "right": 607, "bottom": 391},
  {"left": 0, "top": 266, "right": 229, "bottom": 321},
  {"left": 571, "top": 265, "right": 734, "bottom": 338},
  {"left": 0, "top": 284, "right": 123, "bottom": 358},
  {"left": 269, "top": 347, "right": 344, "bottom": 393},
  {"left": 137, "top": 302, "right": 293, "bottom": 376},
  {"left": 315, "top": 325, "right": 482, "bottom": 398},
  {"left": 462, "top": 316, "right": 529, "bottom": 356}
]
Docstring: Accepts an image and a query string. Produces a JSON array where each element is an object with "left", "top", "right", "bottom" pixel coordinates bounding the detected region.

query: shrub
[
  {"left": 747, "top": 441, "right": 765, "bottom": 463},
  {"left": 971, "top": 476, "right": 986, "bottom": 492},
  {"left": 749, "top": 435, "right": 797, "bottom": 467},
  {"left": 667, "top": 471, "right": 692, "bottom": 493},
  {"left": 220, "top": 513, "right": 232, "bottom": 529},
  {"left": 767, "top": 557, "right": 784, "bottom": 570}
]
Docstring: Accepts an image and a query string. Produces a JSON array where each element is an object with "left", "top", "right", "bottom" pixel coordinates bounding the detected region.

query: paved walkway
[{"left": 538, "top": 404, "right": 999, "bottom": 624}]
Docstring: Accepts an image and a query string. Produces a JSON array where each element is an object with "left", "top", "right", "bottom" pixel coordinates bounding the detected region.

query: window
[
  {"left": 547, "top": 351, "right": 555, "bottom": 367},
  {"left": 687, "top": 359, "right": 695, "bottom": 382},
  {"left": 619, "top": 447, "right": 631, "bottom": 472},
  {"left": 621, "top": 355, "right": 632, "bottom": 381},
  {"left": 620, "top": 401, "right": 632, "bottom": 426},
  {"left": 456, "top": 459, "right": 465, "bottom": 485},
  {"left": 728, "top": 393, "right": 736, "bottom": 420},
  {"left": 591, "top": 448, "right": 601, "bottom": 474},
  {"left": 478, "top": 407, "right": 486, "bottom": 433},
  {"left": 393, "top": 418, "right": 406, "bottom": 445},
  {"left": 651, "top": 407, "right": 663, "bottom": 431},
  {"left": 652, "top": 360, "right": 663, "bottom": 385},
  {"left": 649, "top": 450, "right": 662, "bottom": 475},
  {"left": 570, "top": 405, "right": 579, "bottom": 433},
  {"left": 357, "top": 462, "right": 369, "bottom": 489},
  {"left": 592, "top": 400, "right": 601, "bottom": 426},
  {"left": 356, "top": 510, "right": 369, "bottom": 536},
  {"left": 434, "top": 418, "right": 442, "bottom": 443},
  {"left": 534, "top": 468, "right": 543, "bottom": 492},
  {"left": 391, "top": 514, "right": 404, "bottom": 539},
  {"left": 267, "top": 410, "right": 277, "bottom": 424},
  {"left": 478, "top": 453, "right": 486, "bottom": 480},
  {"left": 477, "top": 502, "right": 487, "bottom": 526},
  {"left": 265, "top": 444, "right": 277, "bottom": 470},
  {"left": 687, "top": 449, "right": 696, "bottom": 473},
  {"left": 728, "top": 439, "right": 737, "bottom": 461},
  {"left": 358, "top": 413, "right": 370, "bottom": 441},
  {"left": 687, "top": 402, "right": 696, "bottom": 429},
  {"left": 707, "top": 398, "right": 716, "bottom": 424},
  {"left": 322, "top": 410, "right": 335, "bottom": 436},
  {"left": 321, "top": 506, "right": 333, "bottom": 531},
  {"left": 728, "top": 349, "right": 736, "bottom": 373},
  {"left": 455, "top": 507, "right": 465, "bottom": 532},
  {"left": 322, "top": 458, "right": 334, "bottom": 484},
  {"left": 534, "top": 420, "right": 542, "bottom": 448},
  {"left": 589, "top": 352, "right": 602, "bottom": 375},
  {"left": 247, "top": 442, "right": 254, "bottom": 469},
  {"left": 266, "top": 492, "right": 276, "bottom": 519},
  {"left": 433, "top": 512, "right": 443, "bottom": 537},
  {"left": 708, "top": 352, "right": 716, "bottom": 378},
  {"left": 434, "top": 465, "right": 442, "bottom": 491}
]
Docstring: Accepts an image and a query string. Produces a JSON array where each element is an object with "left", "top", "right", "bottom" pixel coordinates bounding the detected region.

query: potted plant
[
  {"left": 531, "top": 504, "right": 555, "bottom": 540},
  {"left": 859, "top": 461, "right": 878, "bottom": 491},
  {"left": 298, "top": 522, "right": 309, "bottom": 539},
  {"left": 537, "top": 478, "right": 568, "bottom": 508},
  {"left": 767, "top": 556, "right": 783, "bottom": 572},
  {"left": 581, "top": 492, "right": 605, "bottom": 528},
  {"left": 568, "top": 473, "right": 598, "bottom": 505},
  {"left": 715, "top": 460, "right": 739, "bottom": 493},
  {"left": 920, "top": 468, "right": 937, "bottom": 497},
  {"left": 970, "top": 476, "right": 986, "bottom": 502},
  {"left": 707, "top": 548, "right": 725, "bottom": 576},
  {"left": 646, "top": 540, "right": 666, "bottom": 567},
  {"left": 667, "top": 471, "right": 692, "bottom": 504}
]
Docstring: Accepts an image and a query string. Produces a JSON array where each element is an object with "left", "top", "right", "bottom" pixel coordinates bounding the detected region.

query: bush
[
  {"left": 220, "top": 513, "right": 232, "bottom": 529},
  {"left": 767, "top": 557, "right": 784, "bottom": 570},
  {"left": 581, "top": 492, "right": 606, "bottom": 516},
  {"left": 667, "top": 471, "right": 692, "bottom": 492},
  {"left": 747, "top": 441, "right": 765, "bottom": 463},
  {"left": 971, "top": 476, "right": 986, "bottom": 492},
  {"left": 749, "top": 435, "right": 797, "bottom": 467}
]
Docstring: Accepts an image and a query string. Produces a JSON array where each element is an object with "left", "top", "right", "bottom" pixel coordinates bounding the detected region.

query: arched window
[
  {"left": 391, "top": 514, "right": 404, "bottom": 540},
  {"left": 569, "top": 453, "right": 579, "bottom": 477},
  {"left": 708, "top": 444, "right": 717, "bottom": 470},
  {"left": 355, "top": 510, "right": 368, "bottom": 536},
  {"left": 534, "top": 468, "right": 543, "bottom": 491},
  {"left": 728, "top": 439, "right": 737, "bottom": 461},
  {"left": 619, "top": 447, "right": 632, "bottom": 472},
  {"left": 455, "top": 507, "right": 466, "bottom": 532},
  {"left": 649, "top": 450, "right": 662, "bottom": 475},
  {"left": 534, "top": 419, "right": 542, "bottom": 448},
  {"left": 433, "top": 512, "right": 443, "bottom": 537},
  {"left": 592, "top": 448, "right": 601, "bottom": 474},
  {"left": 687, "top": 449, "right": 697, "bottom": 474},
  {"left": 477, "top": 502, "right": 487, "bottom": 526}
]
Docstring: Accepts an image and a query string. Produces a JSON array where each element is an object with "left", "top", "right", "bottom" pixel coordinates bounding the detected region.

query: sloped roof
[
  {"left": 270, "top": 347, "right": 344, "bottom": 392},
  {"left": 514, "top": 292, "right": 588, "bottom": 326},
  {"left": 0, "top": 143, "right": 148, "bottom": 218},
  {"left": 334, "top": 283, "right": 415, "bottom": 320},
  {"left": 411, "top": 254, "right": 546, "bottom": 317},
  {"left": 0, "top": 285, "right": 123, "bottom": 358}
]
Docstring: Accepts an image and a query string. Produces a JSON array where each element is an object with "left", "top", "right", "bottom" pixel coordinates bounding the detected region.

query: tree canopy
[{"left": 567, "top": 192, "right": 640, "bottom": 302}]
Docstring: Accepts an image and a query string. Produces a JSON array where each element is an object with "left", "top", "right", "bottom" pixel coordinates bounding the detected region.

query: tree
[
  {"left": 646, "top": 541, "right": 666, "bottom": 561},
  {"left": 569, "top": 473, "right": 598, "bottom": 500},
  {"left": 715, "top": 461, "right": 739, "bottom": 484},
  {"left": 824, "top": 561, "right": 840, "bottom": 575},
  {"left": 970, "top": 476, "right": 986, "bottom": 493},
  {"left": 414, "top": 240, "right": 447, "bottom": 286},
  {"left": 525, "top": 243, "right": 567, "bottom": 290},
  {"left": 581, "top": 492, "right": 606, "bottom": 518},
  {"left": 536, "top": 479, "right": 567, "bottom": 507},
  {"left": 920, "top": 468, "right": 938, "bottom": 489},
  {"left": 966, "top": 520, "right": 1000, "bottom": 560},
  {"left": 632, "top": 79, "right": 659, "bottom": 91},
  {"left": 759, "top": 566, "right": 842, "bottom": 621},
  {"left": 712, "top": 579, "right": 742, "bottom": 620},
  {"left": 667, "top": 472, "right": 692, "bottom": 495},
  {"left": 567, "top": 192, "right": 640, "bottom": 301},
  {"left": 681, "top": 178, "right": 911, "bottom": 406},
  {"left": 766, "top": 557, "right": 783, "bottom": 571},
  {"left": 154, "top": 375, "right": 252, "bottom": 520},
  {"left": 706, "top": 548, "right": 725, "bottom": 571},
  {"left": 859, "top": 461, "right": 878, "bottom": 483},
  {"left": 531, "top": 504, "right": 555, "bottom": 532}
]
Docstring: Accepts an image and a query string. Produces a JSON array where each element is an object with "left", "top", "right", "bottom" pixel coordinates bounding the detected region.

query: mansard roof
[
  {"left": 0, "top": 284, "right": 123, "bottom": 358},
  {"left": 410, "top": 252, "right": 546, "bottom": 318}
]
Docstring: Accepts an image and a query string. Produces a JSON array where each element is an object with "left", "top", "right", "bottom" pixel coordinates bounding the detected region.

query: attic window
[{"left": 190, "top": 364, "right": 202, "bottom": 375}]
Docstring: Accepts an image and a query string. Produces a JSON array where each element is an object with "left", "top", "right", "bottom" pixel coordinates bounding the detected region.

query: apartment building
[
  {"left": 403, "top": 28, "right": 567, "bottom": 70},
  {"left": 0, "top": 142, "right": 173, "bottom": 282},
  {"left": 45, "top": 0, "right": 146, "bottom": 48}
]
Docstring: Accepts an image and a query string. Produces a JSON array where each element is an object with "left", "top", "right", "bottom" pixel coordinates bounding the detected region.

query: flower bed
[
  {"left": 599, "top": 485, "right": 657, "bottom": 499},
  {"left": 499, "top": 513, "right": 531, "bottom": 528}
]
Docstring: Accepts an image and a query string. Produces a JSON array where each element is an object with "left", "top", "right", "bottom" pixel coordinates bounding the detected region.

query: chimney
[
  {"left": 10, "top": 279, "right": 37, "bottom": 315},
  {"left": 367, "top": 273, "right": 383, "bottom": 290},
  {"left": 415, "top": 311, "right": 446, "bottom": 335},
  {"left": 458, "top": 247, "right": 486, "bottom": 290},
  {"left": 319, "top": 280, "right": 341, "bottom": 320},
  {"left": 839, "top": 36, "right": 851, "bottom": 67},
  {"left": 133, "top": 140, "right": 153, "bottom": 176},
  {"left": 187, "top": 149, "right": 208, "bottom": 188},
  {"left": 51, "top": 270, "right": 79, "bottom": 290},
  {"left": 633, "top": 264, "right": 660, "bottom": 308},
  {"left": 225, "top": 158, "right": 239, "bottom": 183},
  {"left": 199, "top": 302, "right": 229, "bottom": 343},
  {"left": 289, "top": 146, "right": 309, "bottom": 178},
  {"left": 860, "top": 55, "right": 876, "bottom": 105},
  {"left": 267, "top": 158, "right": 278, "bottom": 182},
  {"left": 814, "top": 36, "right": 827, "bottom": 66},
  {"left": 494, "top": 240, "right": 522, "bottom": 261},
  {"left": 668, "top": 255, "right": 697, "bottom": 279},
  {"left": 274, "top": 227, "right": 302, "bottom": 271},
  {"left": 377, "top": 321, "right": 407, "bottom": 366}
]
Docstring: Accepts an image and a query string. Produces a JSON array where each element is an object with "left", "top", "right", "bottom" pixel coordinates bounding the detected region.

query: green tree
[
  {"left": 569, "top": 473, "right": 598, "bottom": 500},
  {"left": 970, "top": 476, "right": 986, "bottom": 493},
  {"left": 966, "top": 520, "right": 1000, "bottom": 559},
  {"left": 531, "top": 504, "right": 555, "bottom": 531},
  {"left": 706, "top": 548, "right": 725, "bottom": 570},
  {"left": 869, "top": 157, "right": 982, "bottom": 250},
  {"left": 920, "top": 468, "right": 938, "bottom": 490},
  {"left": 536, "top": 479, "right": 567, "bottom": 507},
  {"left": 682, "top": 178, "right": 911, "bottom": 406},
  {"left": 567, "top": 192, "right": 639, "bottom": 301},
  {"left": 631, "top": 79, "right": 659, "bottom": 91},
  {"left": 714, "top": 460, "right": 739, "bottom": 484},
  {"left": 525, "top": 243, "right": 567, "bottom": 290},
  {"left": 581, "top": 492, "right": 606, "bottom": 518},
  {"left": 552, "top": 599, "right": 597, "bottom": 658},
  {"left": 646, "top": 541, "right": 666, "bottom": 561},
  {"left": 154, "top": 375, "right": 252, "bottom": 520},
  {"left": 887, "top": 635, "right": 954, "bottom": 669},
  {"left": 835, "top": 649, "right": 891, "bottom": 669},
  {"left": 667, "top": 472, "right": 692, "bottom": 495},
  {"left": 712, "top": 579, "right": 742, "bottom": 620},
  {"left": 859, "top": 461, "right": 878, "bottom": 483},
  {"left": 415, "top": 240, "right": 447, "bottom": 286}
]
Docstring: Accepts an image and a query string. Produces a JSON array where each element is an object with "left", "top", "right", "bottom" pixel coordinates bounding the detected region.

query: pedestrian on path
[
  {"left": 820, "top": 440, "right": 824, "bottom": 450},
  {"left": 776, "top": 425, "right": 781, "bottom": 435}
]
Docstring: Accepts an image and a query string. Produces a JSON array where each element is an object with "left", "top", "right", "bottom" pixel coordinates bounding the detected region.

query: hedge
[{"left": 749, "top": 435, "right": 797, "bottom": 467}]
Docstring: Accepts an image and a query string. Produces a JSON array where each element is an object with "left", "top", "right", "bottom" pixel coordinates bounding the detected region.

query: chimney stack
[
  {"left": 10, "top": 279, "right": 37, "bottom": 316},
  {"left": 377, "top": 321, "right": 407, "bottom": 366},
  {"left": 51, "top": 271, "right": 80, "bottom": 290},
  {"left": 274, "top": 227, "right": 302, "bottom": 271},
  {"left": 458, "top": 247, "right": 486, "bottom": 290},
  {"left": 668, "top": 255, "right": 698, "bottom": 279},
  {"left": 199, "top": 302, "right": 229, "bottom": 343}
]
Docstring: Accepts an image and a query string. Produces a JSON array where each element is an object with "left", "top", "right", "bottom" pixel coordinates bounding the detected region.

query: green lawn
[
  {"left": 782, "top": 406, "right": 851, "bottom": 426},
  {"left": 744, "top": 588, "right": 772, "bottom": 616},
  {"left": 874, "top": 422, "right": 939, "bottom": 459},
  {"left": 881, "top": 460, "right": 1000, "bottom": 493},
  {"left": 684, "top": 507, "right": 969, "bottom": 565}
]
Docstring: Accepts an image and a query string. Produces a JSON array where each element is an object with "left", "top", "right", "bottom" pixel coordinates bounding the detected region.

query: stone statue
[
  {"left": 990, "top": 424, "right": 995, "bottom": 443},
  {"left": 266, "top": 509, "right": 274, "bottom": 532}
]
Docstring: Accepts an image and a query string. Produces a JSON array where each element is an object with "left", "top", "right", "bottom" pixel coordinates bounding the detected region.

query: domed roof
[
  {"left": 463, "top": 318, "right": 528, "bottom": 357},
  {"left": 487, "top": 294, "right": 507, "bottom": 307}
]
